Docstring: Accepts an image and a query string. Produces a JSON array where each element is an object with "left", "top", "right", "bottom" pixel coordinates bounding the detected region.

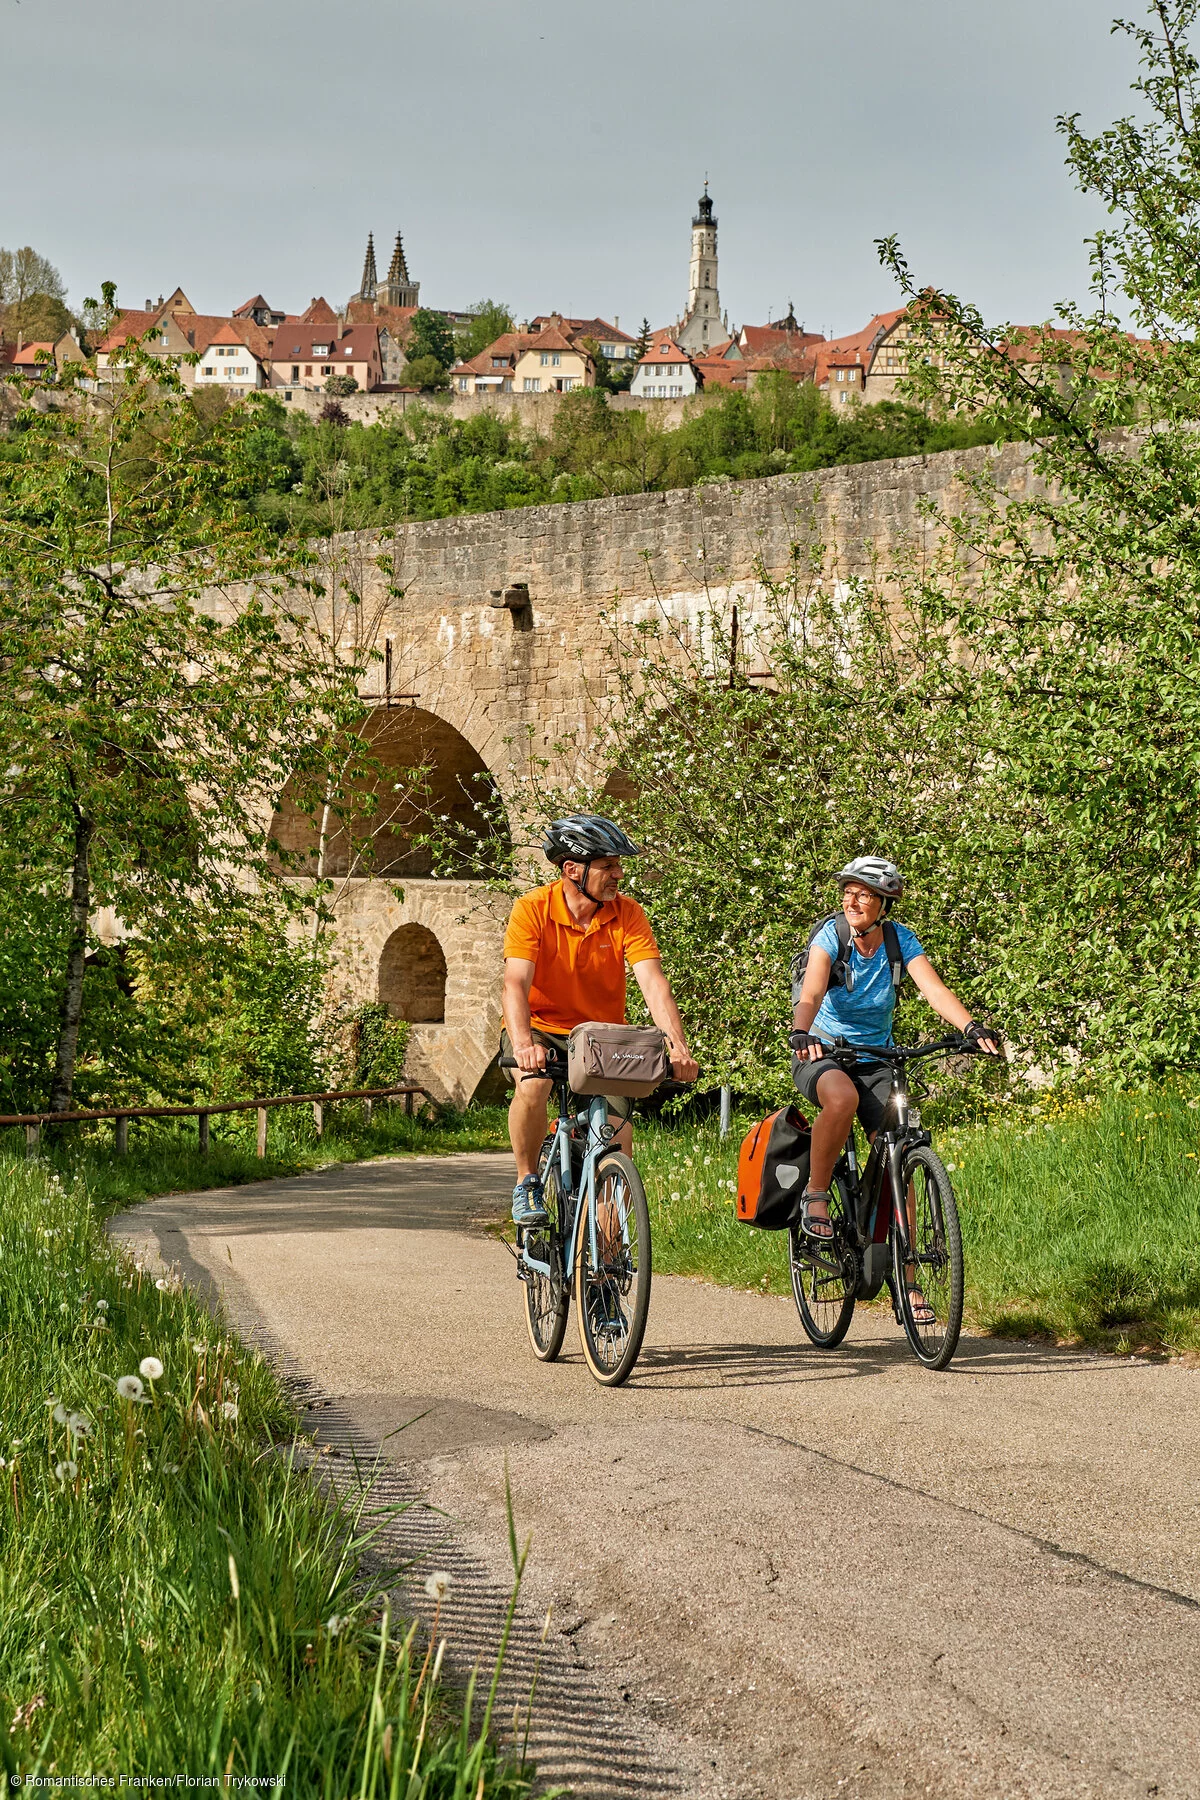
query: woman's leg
[{"left": 803, "top": 1066, "right": 860, "bottom": 1229}]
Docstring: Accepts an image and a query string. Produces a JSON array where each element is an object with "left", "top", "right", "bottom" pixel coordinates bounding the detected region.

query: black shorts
[
  {"left": 792, "top": 1053, "right": 893, "bottom": 1137},
  {"left": 500, "top": 1028, "right": 633, "bottom": 1122}
]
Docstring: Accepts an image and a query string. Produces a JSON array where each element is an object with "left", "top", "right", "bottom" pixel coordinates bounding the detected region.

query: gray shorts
[
  {"left": 500, "top": 1028, "right": 633, "bottom": 1122},
  {"left": 792, "top": 1054, "right": 893, "bottom": 1136}
]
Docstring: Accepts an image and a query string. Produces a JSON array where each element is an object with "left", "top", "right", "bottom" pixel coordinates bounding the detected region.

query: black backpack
[{"left": 790, "top": 913, "right": 906, "bottom": 1007}]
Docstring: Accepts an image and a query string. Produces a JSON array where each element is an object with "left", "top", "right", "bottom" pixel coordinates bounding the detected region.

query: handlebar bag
[
  {"left": 566, "top": 1022, "right": 671, "bottom": 1098},
  {"left": 736, "top": 1105, "right": 811, "bottom": 1229}
]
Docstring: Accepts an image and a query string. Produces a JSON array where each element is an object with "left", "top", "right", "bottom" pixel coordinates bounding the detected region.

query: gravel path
[{"left": 111, "top": 1153, "right": 1200, "bottom": 1800}]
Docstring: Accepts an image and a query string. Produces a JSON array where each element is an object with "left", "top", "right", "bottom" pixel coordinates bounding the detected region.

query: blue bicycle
[{"left": 500, "top": 1049, "right": 652, "bottom": 1386}]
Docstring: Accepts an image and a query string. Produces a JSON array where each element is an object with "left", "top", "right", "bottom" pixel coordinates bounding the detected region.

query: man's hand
[
  {"left": 669, "top": 1044, "right": 699, "bottom": 1084},
  {"left": 789, "top": 1028, "right": 827, "bottom": 1063},
  {"left": 514, "top": 1039, "right": 549, "bottom": 1074}
]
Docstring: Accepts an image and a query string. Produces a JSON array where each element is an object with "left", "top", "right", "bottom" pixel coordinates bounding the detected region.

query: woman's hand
[{"left": 789, "top": 1029, "right": 827, "bottom": 1064}]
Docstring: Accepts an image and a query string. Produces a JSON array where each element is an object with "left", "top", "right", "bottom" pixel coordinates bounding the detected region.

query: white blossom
[
  {"left": 116, "top": 1375, "right": 144, "bottom": 1401},
  {"left": 54, "top": 1460, "right": 78, "bottom": 1483},
  {"left": 139, "top": 1357, "right": 164, "bottom": 1380},
  {"left": 424, "top": 1571, "right": 452, "bottom": 1602}
]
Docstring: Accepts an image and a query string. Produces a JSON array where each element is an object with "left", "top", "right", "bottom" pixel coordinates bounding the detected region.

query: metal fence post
[
  {"left": 198, "top": 1113, "right": 210, "bottom": 1156},
  {"left": 115, "top": 1116, "right": 128, "bottom": 1156},
  {"left": 25, "top": 1122, "right": 40, "bottom": 1160},
  {"left": 719, "top": 1086, "right": 732, "bottom": 1138},
  {"left": 256, "top": 1107, "right": 268, "bottom": 1158},
  {"left": 312, "top": 1101, "right": 324, "bottom": 1139}
]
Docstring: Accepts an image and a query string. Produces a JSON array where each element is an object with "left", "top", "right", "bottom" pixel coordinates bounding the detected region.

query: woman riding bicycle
[{"left": 790, "top": 857, "right": 1000, "bottom": 1321}]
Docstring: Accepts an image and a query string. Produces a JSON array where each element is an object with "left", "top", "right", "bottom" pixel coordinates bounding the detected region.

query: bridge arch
[
  {"left": 378, "top": 923, "right": 447, "bottom": 1023},
  {"left": 269, "top": 706, "right": 509, "bottom": 879}
]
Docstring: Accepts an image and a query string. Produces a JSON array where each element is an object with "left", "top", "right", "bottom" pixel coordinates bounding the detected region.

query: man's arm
[
  {"left": 631, "top": 959, "right": 699, "bottom": 1083},
  {"left": 502, "top": 959, "right": 549, "bottom": 1073}
]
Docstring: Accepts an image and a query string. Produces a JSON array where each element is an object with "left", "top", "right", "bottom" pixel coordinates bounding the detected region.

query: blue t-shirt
[{"left": 810, "top": 919, "right": 925, "bottom": 1054}]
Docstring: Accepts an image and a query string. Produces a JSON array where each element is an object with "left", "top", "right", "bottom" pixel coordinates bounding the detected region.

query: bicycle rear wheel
[
  {"left": 574, "top": 1151, "right": 651, "bottom": 1386},
  {"left": 523, "top": 1162, "right": 569, "bottom": 1361},
  {"left": 788, "top": 1171, "right": 857, "bottom": 1349},
  {"left": 893, "top": 1146, "right": 963, "bottom": 1370}
]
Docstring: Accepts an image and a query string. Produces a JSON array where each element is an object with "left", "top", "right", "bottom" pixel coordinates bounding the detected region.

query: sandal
[
  {"left": 907, "top": 1286, "right": 937, "bottom": 1326},
  {"left": 799, "top": 1189, "right": 835, "bottom": 1242}
]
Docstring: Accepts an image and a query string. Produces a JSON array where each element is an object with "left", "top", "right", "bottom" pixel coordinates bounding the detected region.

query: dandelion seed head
[
  {"left": 54, "top": 1460, "right": 78, "bottom": 1484},
  {"left": 221, "top": 1401, "right": 239, "bottom": 1422},
  {"left": 155, "top": 1278, "right": 169, "bottom": 1292},
  {"left": 116, "top": 1375, "right": 144, "bottom": 1401},
  {"left": 139, "top": 1357, "right": 164, "bottom": 1380},
  {"left": 67, "top": 1413, "right": 92, "bottom": 1439},
  {"left": 95, "top": 1299, "right": 108, "bottom": 1312},
  {"left": 424, "top": 1571, "right": 452, "bottom": 1602},
  {"left": 326, "top": 1613, "right": 347, "bottom": 1636},
  {"left": 52, "top": 1403, "right": 68, "bottom": 1425}
]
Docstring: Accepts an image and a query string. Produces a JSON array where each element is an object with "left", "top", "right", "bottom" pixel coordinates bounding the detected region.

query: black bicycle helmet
[
  {"left": 835, "top": 855, "right": 905, "bottom": 901},
  {"left": 542, "top": 814, "right": 641, "bottom": 866}
]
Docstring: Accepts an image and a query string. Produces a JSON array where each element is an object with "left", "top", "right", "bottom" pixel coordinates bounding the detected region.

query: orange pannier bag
[{"left": 735, "top": 1105, "right": 812, "bottom": 1230}]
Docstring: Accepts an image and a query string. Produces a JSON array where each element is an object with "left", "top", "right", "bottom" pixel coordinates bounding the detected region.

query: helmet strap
[{"left": 564, "top": 858, "right": 605, "bottom": 909}]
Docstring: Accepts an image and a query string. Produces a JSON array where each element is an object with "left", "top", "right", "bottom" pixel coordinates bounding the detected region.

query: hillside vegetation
[{"left": 230, "top": 380, "right": 1006, "bottom": 535}]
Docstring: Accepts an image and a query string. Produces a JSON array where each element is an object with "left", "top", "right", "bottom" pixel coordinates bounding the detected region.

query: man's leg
[{"left": 509, "top": 1075, "right": 551, "bottom": 1183}]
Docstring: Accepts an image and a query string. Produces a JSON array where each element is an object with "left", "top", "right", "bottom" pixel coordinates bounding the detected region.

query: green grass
[
  {"left": 0, "top": 1153, "right": 539, "bottom": 1795},
  {"left": 2, "top": 1101, "right": 510, "bottom": 1219},
  {"left": 635, "top": 1086, "right": 1200, "bottom": 1357}
]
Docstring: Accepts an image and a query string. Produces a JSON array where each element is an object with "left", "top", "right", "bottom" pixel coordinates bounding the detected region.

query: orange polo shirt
[{"left": 503, "top": 881, "right": 661, "bottom": 1035}]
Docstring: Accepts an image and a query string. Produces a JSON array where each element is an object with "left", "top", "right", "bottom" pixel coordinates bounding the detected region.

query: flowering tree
[
  {"left": 874, "top": 0, "right": 1200, "bottom": 1079},
  {"left": 0, "top": 330, "right": 365, "bottom": 1111}
]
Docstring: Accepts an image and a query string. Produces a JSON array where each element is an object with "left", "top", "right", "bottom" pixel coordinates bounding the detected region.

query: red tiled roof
[
  {"left": 528, "top": 314, "right": 636, "bottom": 344},
  {"left": 739, "top": 322, "right": 825, "bottom": 355},
  {"left": 301, "top": 297, "right": 338, "bottom": 323},
  {"left": 95, "top": 309, "right": 159, "bottom": 353},
  {"left": 520, "top": 323, "right": 586, "bottom": 356},
  {"left": 270, "top": 322, "right": 380, "bottom": 362},
  {"left": 638, "top": 336, "right": 691, "bottom": 366},
  {"left": 811, "top": 309, "right": 906, "bottom": 384},
  {"left": 11, "top": 342, "right": 55, "bottom": 366},
  {"left": 233, "top": 295, "right": 270, "bottom": 317}
]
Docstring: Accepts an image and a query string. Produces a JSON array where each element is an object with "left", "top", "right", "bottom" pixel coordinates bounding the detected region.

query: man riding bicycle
[
  {"left": 502, "top": 814, "right": 699, "bottom": 1227},
  {"left": 790, "top": 856, "right": 1000, "bottom": 1318}
]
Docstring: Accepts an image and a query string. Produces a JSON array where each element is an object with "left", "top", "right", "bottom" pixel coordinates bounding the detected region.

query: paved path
[{"left": 111, "top": 1155, "right": 1200, "bottom": 1800}]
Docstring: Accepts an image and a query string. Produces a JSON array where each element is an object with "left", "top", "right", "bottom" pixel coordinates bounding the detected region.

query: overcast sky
[{"left": 2, "top": 0, "right": 1138, "bottom": 338}]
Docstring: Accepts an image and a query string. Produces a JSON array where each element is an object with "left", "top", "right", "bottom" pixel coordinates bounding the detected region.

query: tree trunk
[{"left": 48, "top": 813, "right": 95, "bottom": 1114}]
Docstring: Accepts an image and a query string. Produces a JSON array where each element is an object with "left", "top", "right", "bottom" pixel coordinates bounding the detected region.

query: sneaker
[{"left": 512, "top": 1175, "right": 548, "bottom": 1228}]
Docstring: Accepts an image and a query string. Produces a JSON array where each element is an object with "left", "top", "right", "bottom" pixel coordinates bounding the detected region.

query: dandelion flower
[
  {"left": 326, "top": 1613, "right": 347, "bottom": 1636},
  {"left": 424, "top": 1571, "right": 452, "bottom": 1602},
  {"left": 67, "top": 1413, "right": 92, "bottom": 1439},
  {"left": 139, "top": 1357, "right": 164, "bottom": 1380},
  {"left": 95, "top": 1299, "right": 108, "bottom": 1313},
  {"left": 155, "top": 1278, "right": 169, "bottom": 1292},
  {"left": 116, "top": 1375, "right": 144, "bottom": 1402},
  {"left": 51, "top": 1403, "right": 68, "bottom": 1425},
  {"left": 54, "top": 1460, "right": 78, "bottom": 1483},
  {"left": 221, "top": 1401, "right": 239, "bottom": 1422}
]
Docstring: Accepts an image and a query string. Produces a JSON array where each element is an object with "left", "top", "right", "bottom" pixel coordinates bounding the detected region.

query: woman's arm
[
  {"left": 907, "top": 955, "right": 1000, "bottom": 1053},
  {"left": 791, "top": 946, "right": 833, "bottom": 1060}
]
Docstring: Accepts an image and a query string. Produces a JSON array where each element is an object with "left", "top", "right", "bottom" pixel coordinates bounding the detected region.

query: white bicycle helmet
[{"left": 835, "top": 856, "right": 905, "bottom": 901}]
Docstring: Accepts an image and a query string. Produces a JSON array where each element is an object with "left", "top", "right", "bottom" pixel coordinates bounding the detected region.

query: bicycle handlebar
[
  {"left": 497, "top": 1053, "right": 694, "bottom": 1093},
  {"left": 819, "top": 1033, "right": 984, "bottom": 1065}
]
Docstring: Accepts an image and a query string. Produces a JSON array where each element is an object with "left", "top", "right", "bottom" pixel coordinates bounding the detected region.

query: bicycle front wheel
[
  {"left": 788, "top": 1171, "right": 857, "bottom": 1349},
  {"left": 574, "top": 1151, "right": 651, "bottom": 1386},
  {"left": 523, "top": 1162, "right": 569, "bottom": 1361},
  {"left": 893, "top": 1146, "right": 963, "bottom": 1370}
]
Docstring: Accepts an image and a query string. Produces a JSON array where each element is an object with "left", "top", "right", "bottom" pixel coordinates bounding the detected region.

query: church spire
[
  {"left": 381, "top": 224, "right": 419, "bottom": 310},
  {"left": 358, "top": 231, "right": 378, "bottom": 303},
  {"left": 387, "top": 230, "right": 410, "bottom": 287}
]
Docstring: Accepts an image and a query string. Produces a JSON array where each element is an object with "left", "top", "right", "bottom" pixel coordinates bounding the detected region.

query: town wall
[{"left": 274, "top": 385, "right": 712, "bottom": 431}]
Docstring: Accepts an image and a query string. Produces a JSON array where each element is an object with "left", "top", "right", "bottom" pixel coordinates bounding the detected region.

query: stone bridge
[{"left": 272, "top": 441, "right": 1036, "bottom": 1104}]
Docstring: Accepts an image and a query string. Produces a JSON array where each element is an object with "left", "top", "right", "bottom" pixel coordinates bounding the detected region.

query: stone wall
[
  {"left": 273, "top": 385, "right": 710, "bottom": 431},
  {"left": 277, "top": 441, "right": 1039, "bottom": 1101}
]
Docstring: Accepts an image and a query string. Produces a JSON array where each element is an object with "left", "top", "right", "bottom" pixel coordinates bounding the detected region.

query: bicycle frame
[{"left": 520, "top": 1075, "right": 621, "bottom": 1286}]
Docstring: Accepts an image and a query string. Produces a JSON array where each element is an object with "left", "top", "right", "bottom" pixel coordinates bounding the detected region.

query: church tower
[
  {"left": 677, "top": 183, "right": 723, "bottom": 353},
  {"left": 353, "top": 231, "right": 378, "bottom": 305},
  {"left": 382, "top": 228, "right": 419, "bottom": 310}
]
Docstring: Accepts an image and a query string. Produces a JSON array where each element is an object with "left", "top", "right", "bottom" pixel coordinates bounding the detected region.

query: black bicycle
[{"left": 788, "top": 1034, "right": 981, "bottom": 1371}]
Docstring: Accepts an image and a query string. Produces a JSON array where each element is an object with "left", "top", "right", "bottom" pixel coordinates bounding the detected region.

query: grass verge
[
  {"left": 0, "top": 1154, "right": 539, "bottom": 1794},
  {"left": 636, "top": 1085, "right": 1200, "bottom": 1357},
  {"left": 2, "top": 1100, "right": 510, "bottom": 1219}
]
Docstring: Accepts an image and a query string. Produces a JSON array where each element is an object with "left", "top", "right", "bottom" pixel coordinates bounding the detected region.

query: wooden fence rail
[{"left": 0, "top": 1083, "right": 432, "bottom": 1160}]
